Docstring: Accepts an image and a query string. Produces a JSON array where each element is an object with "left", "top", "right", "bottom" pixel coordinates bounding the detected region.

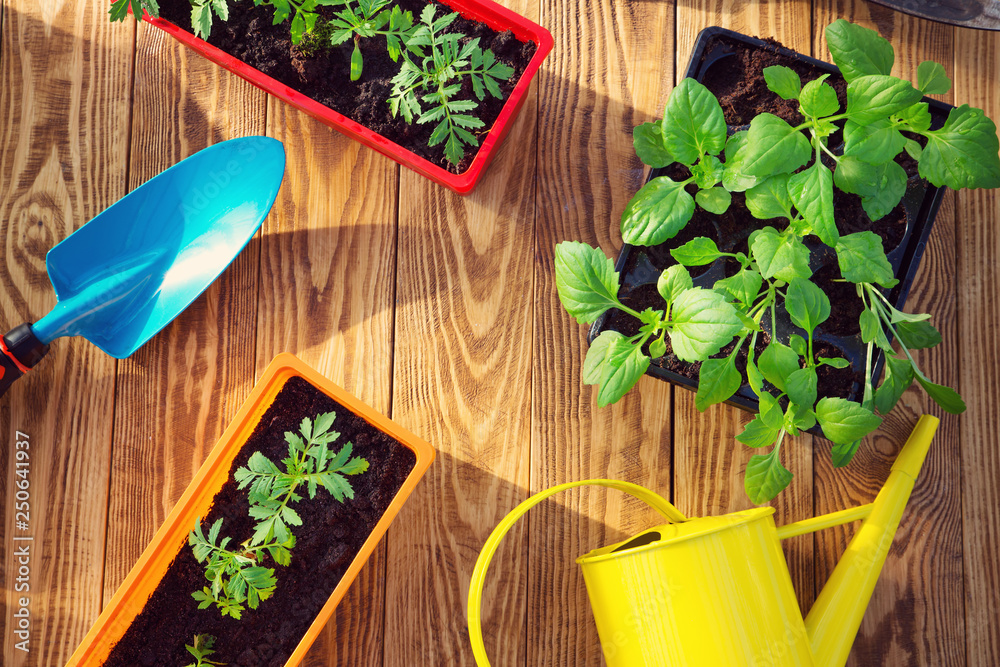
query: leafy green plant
[
  {"left": 555, "top": 19, "right": 997, "bottom": 503},
  {"left": 389, "top": 5, "right": 515, "bottom": 165},
  {"left": 184, "top": 634, "right": 226, "bottom": 667},
  {"left": 108, "top": 0, "right": 161, "bottom": 23},
  {"left": 189, "top": 411, "right": 368, "bottom": 618},
  {"left": 327, "top": 0, "right": 416, "bottom": 80}
]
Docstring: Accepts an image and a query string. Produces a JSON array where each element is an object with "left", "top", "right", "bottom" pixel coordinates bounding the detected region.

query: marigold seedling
[{"left": 188, "top": 411, "right": 368, "bottom": 618}]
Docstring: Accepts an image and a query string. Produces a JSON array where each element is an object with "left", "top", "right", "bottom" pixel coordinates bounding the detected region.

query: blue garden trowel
[{"left": 0, "top": 136, "right": 285, "bottom": 397}]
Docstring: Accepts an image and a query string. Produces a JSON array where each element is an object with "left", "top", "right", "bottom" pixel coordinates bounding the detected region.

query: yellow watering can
[{"left": 468, "top": 415, "right": 939, "bottom": 666}]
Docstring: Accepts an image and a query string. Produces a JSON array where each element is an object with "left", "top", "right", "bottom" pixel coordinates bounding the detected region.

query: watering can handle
[
  {"left": 467, "top": 479, "right": 685, "bottom": 666},
  {"left": 0, "top": 324, "right": 49, "bottom": 398}
]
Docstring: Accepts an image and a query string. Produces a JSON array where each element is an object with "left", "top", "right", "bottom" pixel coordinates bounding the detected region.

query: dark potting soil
[
  {"left": 104, "top": 376, "right": 416, "bottom": 667},
  {"left": 156, "top": 0, "right": 536, "bottom": 173},
  {"left": 602, "top": 33, "right": 938, "bottom": 405}
]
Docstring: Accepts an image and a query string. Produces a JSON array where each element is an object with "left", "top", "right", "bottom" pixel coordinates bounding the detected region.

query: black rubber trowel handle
[{"left": 0, "top": 324, "right": 49, "bottom": 398}]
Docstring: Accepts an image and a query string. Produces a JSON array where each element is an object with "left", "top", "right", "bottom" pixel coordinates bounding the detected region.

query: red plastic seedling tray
[{"left": 143, "top": 0, "right": 553, "bottom": 194}]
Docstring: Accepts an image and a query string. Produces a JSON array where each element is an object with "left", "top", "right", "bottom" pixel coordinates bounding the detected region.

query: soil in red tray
[
  {"left": 155, "top": 0, "right": 536, "bottom": 173},
  {"left": 104, "top": 376, "right": 417, "bottom": 667}
]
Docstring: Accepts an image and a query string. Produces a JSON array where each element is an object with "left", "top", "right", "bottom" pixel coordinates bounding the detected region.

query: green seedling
[
  {"left": 327, "top": 0, "right": 416, "bottom": 80},
  {"left": 555, "top": 19, "right": 995, "bottom": 502},
  {"left": 184, "top": 634, "right": 226, "bottom": 667},
  {"left": 189, "top": 411, "right": 368, "bottom": 618},
  {"left": 108, "top": 0, "right": 161, "bottom": 23},
  {"left": 389, "top": 5, "right": 514, "bottom": 165}
]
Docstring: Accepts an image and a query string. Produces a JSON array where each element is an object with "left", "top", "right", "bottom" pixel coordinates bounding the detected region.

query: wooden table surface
[{"left": 1, "top": 0, "right": 998, "bottom": 664}]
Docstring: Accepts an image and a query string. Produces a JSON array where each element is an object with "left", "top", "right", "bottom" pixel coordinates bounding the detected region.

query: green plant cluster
[
  {"left": 555, "top": 20, "right": 1000, "bottom": 503},
  {"left": 109, "top": 0, "right": 513, "bottom": 166},
  {"left": 188, "top": 412, "right": 368, "bottom": 619}
]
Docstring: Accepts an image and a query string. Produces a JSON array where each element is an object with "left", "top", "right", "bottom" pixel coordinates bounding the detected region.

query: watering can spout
[{"left": 803, "top": 414, "right": 940, "bottom": 667}]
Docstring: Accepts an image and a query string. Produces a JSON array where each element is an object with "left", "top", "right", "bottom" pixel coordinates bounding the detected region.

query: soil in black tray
[
  {"left": 156, "top": 0, "right": 537, "bottom": 172},
  {"left": 104, "top": 376, "right": 417, "bottom": 667}
]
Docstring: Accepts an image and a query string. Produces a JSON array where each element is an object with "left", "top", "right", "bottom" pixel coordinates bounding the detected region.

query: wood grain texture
[
  {"left": 0, "top": 0, "right": 133, "bottom": 663},
  {"left": 954, "top": 24, "right": 1000, "bottom": 667},
  {"left": 383, "top": 5, "right": 540, "bottom": 657},
  {"left": 811, "top": 4, "right": 965, "bottom": 665},
  {"left": 530, "top": 0, "right": 674, "bottom": 663},
  {"left": 102, "top": 22, "right": 266, "bottom": 610},
  {"left": 674, "top": 0, "right": 818, "bottom": 620},
  {"left": 259, "top": 99, "right": 399, "bottom": 666}
]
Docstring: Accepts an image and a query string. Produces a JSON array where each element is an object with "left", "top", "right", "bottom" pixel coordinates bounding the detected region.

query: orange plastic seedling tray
[{"left": 66, "top": 352, "right": 435, "bottom": 665}]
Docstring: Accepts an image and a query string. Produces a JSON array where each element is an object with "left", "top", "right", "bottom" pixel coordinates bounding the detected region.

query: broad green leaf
[
  {"left": 758, "top": 342, "right": 800, "bottom": 392},
  {"left": 917, "top": 60, "right": 951, "bottom": 94},
  {"left": 825, "top": 19, "right": 894, "bottom": 82},
  {"left": 745, "top": 447, "right": 794, "bottom": 503},
  {"left": 844, "top": 119, "right": 907, "bottom": 165},
  {"left": 745, "top": 174, "right": 792, "bottom": 220},
  {"left": 789, "top": 334, "right": 807, "bottom": 357},
  {"left": 649, "top": 337, "right": 667, "bottom": 358},
  {"left": 691, "top": 156, "right": 725, "bottom": 189},
  {"left": 763, "top": 66, "right": 801, "bottom": 100},
  {"left": 662, "top": 78, "right": 727, "bottom": 164},
  {"left": 835, "top": 232, "right": 897, "bottom": 287},
  {"left": 815, "top": 397, "right": 882, "bottom": 445},
  {"left": 716, "top": 268, "right": 763, "bottom": 306},
  {"left": 585, "top": 332, "right": 631, "bottom": 387},
  {"left": 350, "top": 42, "right": 364, "bottom": 81},
  {"left": 820, "top": 356, "right": 851, "bottom": 369},
  {"left": 621, "top": 177, "right": 696, "bottom": 245},
  {"left": 915, "top": 375, "right": 965, "bottom": 414},
  {"left": 591, "top": 335, "right": 651, "bottom": 407},
  {"left": 669, "top": 289, "right": 743, "bottom": 362},
  {"left": 860, "top": 309, "right": 880, "bottom": 344},
  {"left": 904, "top": 138, "right": 923, "bottom": 161},
  {"left": 799, "top": 75, "right": 839, "bottom": 118},
  {"left": 834, "top": 157, "right": 907, "bottom": 221},
  {"left": 846, "top": 75, "right": 923, "bottom": 126},
  {"left": 786, "top": 278, "right": 831, "bottom": 334},
  {"left": 791, "top": 402, "right": 817, "bottom": 431},
  {"left": 860, "top": 162, "right": 907, "bottom": 221},
  {"left": 696, "top": 356, "right": 742, "bottom": 410},
  {"left": 750, "top": 227, "right": 812, "bottom": 282},
  {"left": 785, "top": 367, "right": 818, "bottom": 407},
  {"left": 633, "top": 122, "right": 674, "bottom": 168},
  {"left": 747, "top": 357, "right": 765, "bottom": 396},
  {"left": 888, "top": 308, "right": 931, "bottom": 324},
  {"left": 696, "top": 186, "right": 731, "bottom": 214},
  {"left": 736, "top": 417, "right": 781, "bottom": 448},
  {"left": 554, "top": 241, "right": 621, "bottom": 324},
  {"left": 738, "top": 114, "right": 812, "bottom": 177},
  {"left": 788, "top": 163, "right": 838, "bottom": 246},
  {"left": 671, "top": 237, "right": 723, "bottom": 266},
  {"left": 896, "top": 102, "right": 931, "bottom": 133},
  {"left": 920, "top": 104, "right": 1000, "bottom": 189},
  {"left": 895, "top": 320, "right": 942, "bottom": 349},
  {"left": 874, "top": 355, "right": 914, "bottom": 415},
  {"left": 759, "top": 392, "right": 784, "bottom": 428},
  {"left": 831, "top": 439, "right": 863, "bottom": 467},
  {"left": 722, "top": 131, "right": 758, "bottom": 192},
  {"left": 657, "top": 265, "right": 693, "bottom": 303}
]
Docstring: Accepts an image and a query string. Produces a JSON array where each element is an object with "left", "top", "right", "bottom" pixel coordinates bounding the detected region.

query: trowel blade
[{"left": 868, "top": 0, "right": 1000, "bottom": 30}]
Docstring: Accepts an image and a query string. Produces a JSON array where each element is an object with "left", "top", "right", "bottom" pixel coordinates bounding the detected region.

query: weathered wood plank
[
  {"left": 0, "top": 0, "right": 134, "bottom": 663},
  {"left": 259, "top": 100, "right": 399, "bottom": 666},
  {"left": 383, "top": 6, "right": 540, "bottom": 659},
  {"left": 674, "top": 0, "right": 817, "bottom": 618},
  {"left": 101, "top": 18, "right": 265, "bottom": 608},
  {"left": 529, "top": 0, "right": 674, "bottom": 663},
  {"left": 811, "top": 4, "right": 964, "bottom": 665},
  {"left": 955, "top": 23, "right": 1000, "bottom": 667}
]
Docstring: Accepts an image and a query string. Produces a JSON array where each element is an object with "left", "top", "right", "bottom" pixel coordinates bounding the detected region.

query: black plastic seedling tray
[{"left": 589, "top": 27, "right": 951, "bottom": 427}]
